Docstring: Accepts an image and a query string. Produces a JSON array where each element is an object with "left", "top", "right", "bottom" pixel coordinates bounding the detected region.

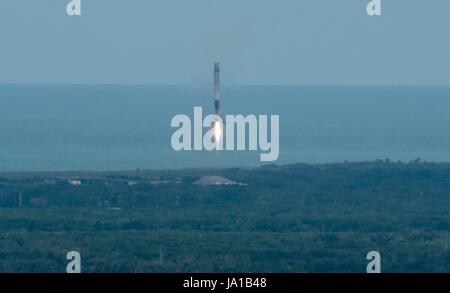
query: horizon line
[{"left": 1, "top": 83, "right": 450, "bottom": 88}]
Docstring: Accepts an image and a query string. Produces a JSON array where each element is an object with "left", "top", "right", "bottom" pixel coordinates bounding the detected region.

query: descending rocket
[
  {"left": 213, "top": 62, "right": 223, "bottom": 143},
  {"left": 214, "top": 62, "right": 221, "bottom": 116}
]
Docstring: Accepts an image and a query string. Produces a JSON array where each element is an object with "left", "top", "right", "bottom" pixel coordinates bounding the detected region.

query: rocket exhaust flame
[{"left": 213, "top": 119, "right": 223, "bottom": 144}]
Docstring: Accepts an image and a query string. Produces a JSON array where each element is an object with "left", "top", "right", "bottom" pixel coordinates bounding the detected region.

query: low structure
[
  {"left": 68, "top": 179, "right": 82, "bottom": 186},
  {"left": 193, "top": 176, "right": 244, "bottom": 187}
]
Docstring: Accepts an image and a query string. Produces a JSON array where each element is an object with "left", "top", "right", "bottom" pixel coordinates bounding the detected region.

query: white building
[{"left": 68, "top": 179, "right": 82, "bottom": 186}]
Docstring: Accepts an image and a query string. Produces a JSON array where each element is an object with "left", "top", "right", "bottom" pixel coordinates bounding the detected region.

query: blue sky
[{"left": 0, "top": 0, "right": 449, "bottom": 86}]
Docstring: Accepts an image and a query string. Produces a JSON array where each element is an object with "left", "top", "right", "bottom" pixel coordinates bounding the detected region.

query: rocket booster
[{"left": 214, "top": 62, "right": 220, "bottom": 116}]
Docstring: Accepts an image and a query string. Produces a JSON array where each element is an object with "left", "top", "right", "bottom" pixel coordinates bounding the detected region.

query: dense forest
[{"left": 1, "top": 160, "right": 450, "bottom": 272}]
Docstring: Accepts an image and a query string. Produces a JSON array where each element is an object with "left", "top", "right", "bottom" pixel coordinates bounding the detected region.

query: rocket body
[
  {"left": 212, "top": 62, "right": 223, "bottom": 144},
  {"left": 214, "top": 62, "right": 220, "bottom": 116}
]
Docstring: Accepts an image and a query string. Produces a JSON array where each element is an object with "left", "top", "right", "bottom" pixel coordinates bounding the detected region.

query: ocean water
[{"left": 0, "top": 84, "right": 450, "bottom": 171}]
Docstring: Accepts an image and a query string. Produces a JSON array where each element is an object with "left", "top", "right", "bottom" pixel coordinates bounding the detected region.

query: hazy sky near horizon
[{"left": 0, "top": 0, "right": 449, "bottom": 86}]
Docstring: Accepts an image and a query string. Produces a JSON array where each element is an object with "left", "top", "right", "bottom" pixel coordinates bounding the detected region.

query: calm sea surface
[{"left": 1, "top": 85, "right": 449, "bottom": 171}]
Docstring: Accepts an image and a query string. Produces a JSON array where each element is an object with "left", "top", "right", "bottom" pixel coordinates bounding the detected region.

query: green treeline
[{"left": 1, "top": 161, "right": 450, "bottom": 272}]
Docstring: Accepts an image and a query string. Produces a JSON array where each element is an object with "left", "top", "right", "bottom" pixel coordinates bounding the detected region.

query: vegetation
[{"left": 1, "top": 160, "right": 450, "bottom": 272}]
